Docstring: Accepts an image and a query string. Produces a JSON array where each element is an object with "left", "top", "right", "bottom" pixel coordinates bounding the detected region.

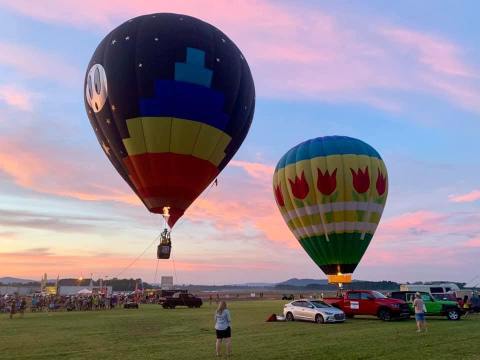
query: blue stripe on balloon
[
  {"left": 275, "top": 136, "right": 382, "bottom": 171},
  {"left": 139, "top": 80, "right": 229, "bottom": 131}
]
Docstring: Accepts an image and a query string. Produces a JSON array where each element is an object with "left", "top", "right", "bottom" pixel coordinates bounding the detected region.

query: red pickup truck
[{"left": 323, "top": 290, "right": 410, "bottom": 321}]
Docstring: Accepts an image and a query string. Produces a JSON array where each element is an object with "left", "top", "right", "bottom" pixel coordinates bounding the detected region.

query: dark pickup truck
[{"left": 160, "top": 292, "right": 203, "bottom": 309}]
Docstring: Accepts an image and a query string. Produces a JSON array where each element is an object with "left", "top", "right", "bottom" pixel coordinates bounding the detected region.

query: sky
[{"left": 0, "top": 0, "right": 479, "bottom": 285}]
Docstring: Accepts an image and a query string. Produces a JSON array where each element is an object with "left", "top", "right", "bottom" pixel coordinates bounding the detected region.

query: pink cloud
[
  {"left": 362, "top": 245, "right": 466, "bottom": 270},
  {"left": 1, "top": 1, "right": 479, "bottom": 112},
  {"left": 381, "top": 27, "right": 473, "bottom": 77},
  {"left": 185, "top": 161, "right": 297, "bottom": 247},
  {"left": 0, "top": 85, "right": 35, "bottom": 111},
  {"left": 0, "top": 42, "right": 81, "bottom": 86},
  {"left": 449, "top": 190, "right": 480, "bottom": 203},
  {"left": 229, "top": 160, "right": 274, "bottom": 180},
  {"left": 379, "top": 27, "right": 480, "bottom": 112},
  {"left": 378, "top": 210, "right": 448, "bottom": 235},
  {"left": 0, "top": 128, "right": 139, "bottom": 206},
  {"left": 465, "top": 237, "right": 480, "bottom": 248},
  {"left": 0, "top": 231, "right": 17, "bottom": 240}
]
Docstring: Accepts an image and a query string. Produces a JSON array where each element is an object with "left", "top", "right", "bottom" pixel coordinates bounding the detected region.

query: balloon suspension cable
[
  {"left": 112, "top": 234, "right": 159, "bottom": 279},
  {"left": 153, "top": 258, "right": 160, "bottom": 285},
  {"left": 171, "top": 251, "right": 179, "bottom": 286}
]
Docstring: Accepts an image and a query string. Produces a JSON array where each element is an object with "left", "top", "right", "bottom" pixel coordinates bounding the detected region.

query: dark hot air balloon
[{"left": 84, "top": 13, "right": 255, "bottom": 258}]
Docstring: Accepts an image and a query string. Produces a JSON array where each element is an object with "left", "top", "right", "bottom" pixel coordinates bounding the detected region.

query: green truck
[{"left": 390, "top": 291, "right": 462, "bottom": 320}]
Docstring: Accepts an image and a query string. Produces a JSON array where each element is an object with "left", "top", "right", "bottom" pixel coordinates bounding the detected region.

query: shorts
[
  {"left": 216, "top": 327, "right": 231, "bottom": 339},
  {"left": 415, "top": 313, "right": 425, "bottom": 321}
]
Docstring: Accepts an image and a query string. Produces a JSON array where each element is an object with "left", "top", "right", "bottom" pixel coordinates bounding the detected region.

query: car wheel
[
  {"left": 315, "top": 314, "right": 324, "bottom": 324},
  {"left": 286, "top": 312, "right": 294, "bottom": 321},
  {"left": 447, "top": 309, "right": 460, "bottom": 320},
  {"left": 346, "top": 314, "right": 354, "bottom": 319},
  {"left": 378, "top": 309, "right": 391, "bottom": 321}
]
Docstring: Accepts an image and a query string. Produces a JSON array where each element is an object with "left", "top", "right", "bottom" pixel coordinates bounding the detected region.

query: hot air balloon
[
  {"left": 273, "top": 136, "right": 388, "bottom": 286},
  {"left": 84, "top": 14, "right": 255, "bottom": 258}
]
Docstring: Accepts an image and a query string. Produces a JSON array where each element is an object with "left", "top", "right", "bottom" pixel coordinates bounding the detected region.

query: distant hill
[
  {"left": 0, "top": 277, "right": 36, "bottom": 285},
  {"left": 276, "top": 278, "right": 329, "bottom": 287},
  {"left": 234, "top": 282, "right": 275, "bottom": 287}
]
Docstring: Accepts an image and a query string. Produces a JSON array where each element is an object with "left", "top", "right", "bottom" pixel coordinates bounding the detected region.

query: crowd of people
[{"left": 0, "top": 293, "right": 142, "bottom": 317}]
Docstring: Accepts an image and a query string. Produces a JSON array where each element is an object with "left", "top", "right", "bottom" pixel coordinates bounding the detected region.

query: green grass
[{"left": 1, "top": 301, "right": 479, "bottom": 359}]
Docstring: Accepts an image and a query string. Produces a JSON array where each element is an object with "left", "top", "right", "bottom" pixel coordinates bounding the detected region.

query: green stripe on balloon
[{"left": 299, "top": 232, "right": 373, "bottom": 274}]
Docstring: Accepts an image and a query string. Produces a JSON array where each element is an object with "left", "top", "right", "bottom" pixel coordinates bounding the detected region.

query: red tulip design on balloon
[
  {"left": 350, "top": 166, "right": 370, "bottom": 193},
  {"left": 376, "top": 169, "right": 387, "bottom": 196},
  {"left": 317, "top": 168, "right": 337, "bottom": 195},
  {"left": 289, "top": 171, "right": 310, "bottom": 199},
  {"left": 274, "top": 184, "right": 285, "bottom": 207}
]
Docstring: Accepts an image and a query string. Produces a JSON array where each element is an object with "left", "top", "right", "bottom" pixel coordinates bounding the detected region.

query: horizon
[
  {"left": 0, "top": 275, "right": 471, "bottom": 287},
  {"left": 1, "top": 1, "right": 479, "bottom": 285}
]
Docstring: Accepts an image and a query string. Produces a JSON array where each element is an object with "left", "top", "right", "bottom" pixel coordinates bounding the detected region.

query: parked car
[
  {"left": 282, "top": 294, "right": 294, "bottom": 300},
  {"left": 160, "top": 292, "right": 202, "bottom": 309},
  {"left": 390, "top": 291, "right": 462, "bottom": 320},
  {"left": 283, "top": 299, "right": 345, "bottom": 323},
  {"left": 124, "top": 301, "right": 139, "bottom": 309},
  {"left": 323, "top": 290, "right": 410, "bottom": 321}
]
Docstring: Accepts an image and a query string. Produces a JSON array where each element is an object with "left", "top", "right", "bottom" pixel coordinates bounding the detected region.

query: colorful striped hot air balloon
[
  {"left": 84, "top": 14, "right": 255, "bottom": 230},
  {"left": 273, "top": 136, "right": 388, "bottom": 284}
]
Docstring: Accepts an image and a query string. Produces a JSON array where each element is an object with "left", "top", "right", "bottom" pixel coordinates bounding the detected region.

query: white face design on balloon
[{"left": 85, "top": 64, "right": 108, "bottom": 113}]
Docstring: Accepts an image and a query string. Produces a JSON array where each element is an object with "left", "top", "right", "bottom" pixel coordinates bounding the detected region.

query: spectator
[
  {"left": 413, "top": 292, "right": 427, "bottom": 333},
  {"left": 214, "top": 301, "right": 232, "bottom": 358}
]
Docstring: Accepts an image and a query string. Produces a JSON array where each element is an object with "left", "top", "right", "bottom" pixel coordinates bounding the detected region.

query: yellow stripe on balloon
[{"left": 123, "top": 117, "right": 232, "bottom": 167}]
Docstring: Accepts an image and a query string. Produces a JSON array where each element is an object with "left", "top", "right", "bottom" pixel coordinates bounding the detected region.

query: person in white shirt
[
  {"left": 413, "top": 292, "right": 427, "bottom": 332},
  {"left": 214, "top": 301, "right": 232, "bottom": 357}
]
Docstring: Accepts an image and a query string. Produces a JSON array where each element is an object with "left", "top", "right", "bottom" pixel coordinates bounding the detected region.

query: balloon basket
[
  {"left": 328, "top": 274, "right": 352, "bottom": 285},
  {"left": 157, "top": 244, "right": 171, "bottom": 259}
]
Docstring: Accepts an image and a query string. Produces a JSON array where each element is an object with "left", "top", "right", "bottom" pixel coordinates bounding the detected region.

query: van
[{"left": 399, "top": 283, "right": 460, "bottom": 297}]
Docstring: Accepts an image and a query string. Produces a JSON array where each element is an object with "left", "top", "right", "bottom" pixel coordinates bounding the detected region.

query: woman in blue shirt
[{"left": 214, "top": 301, "right": 231, "bottom": 357}]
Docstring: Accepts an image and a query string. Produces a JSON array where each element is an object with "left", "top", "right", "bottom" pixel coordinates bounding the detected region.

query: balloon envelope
[
  {"left": 273, "top": 136, "right": 388, "bottom": 275},
  {"left": 84, "top": 13, "right": 255, "bottom": 227}
]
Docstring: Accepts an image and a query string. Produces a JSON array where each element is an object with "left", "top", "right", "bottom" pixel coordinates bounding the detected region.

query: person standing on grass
[
  {"left": 413, "top": 292, "right": 427, "bottom": 332},
  {"left": 19, "top": 298, "right": 27, "bottom": 318},
  {"left": 9, "top": 296, "right": 17, "bottom": 319},
  {"left": 214, "top": 301, "right": 232, "bottom": 358}
]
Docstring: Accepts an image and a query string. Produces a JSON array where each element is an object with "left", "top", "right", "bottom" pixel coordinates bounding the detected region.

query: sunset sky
[{"left": 0, "top": 0, "right": 479, "bottom": 285}]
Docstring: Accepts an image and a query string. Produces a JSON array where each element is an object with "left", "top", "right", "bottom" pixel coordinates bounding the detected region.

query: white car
[{"left": 283, "top": 299, "right": 345, "bottom": 323}]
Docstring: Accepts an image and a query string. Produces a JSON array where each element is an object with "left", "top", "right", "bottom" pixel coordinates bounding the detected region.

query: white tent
[{"left": 77, "top": 288, "right": 92, "bottom": 295}]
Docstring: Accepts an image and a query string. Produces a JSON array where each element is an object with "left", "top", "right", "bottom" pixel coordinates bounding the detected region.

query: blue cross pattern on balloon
[{"left": 139, "top": 47, "right": 229, "bottom": 131}]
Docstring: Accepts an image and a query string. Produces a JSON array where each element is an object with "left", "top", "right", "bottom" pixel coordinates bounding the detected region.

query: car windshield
[
  {"left": 371, "top": 291, "right": 387, "bottom": 299},
  {"left": 310, "top": 301, "right": 331, "bottom": 308}
]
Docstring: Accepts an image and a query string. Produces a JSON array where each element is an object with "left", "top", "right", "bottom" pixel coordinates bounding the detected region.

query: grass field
[{"left": 1, "top": 301, "right": 479, "bottom": 360}]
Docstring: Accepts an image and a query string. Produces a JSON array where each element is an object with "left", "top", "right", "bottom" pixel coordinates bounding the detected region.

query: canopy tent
[{"left": 77, "top": 288, "right": 92, "bottom": 295}]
